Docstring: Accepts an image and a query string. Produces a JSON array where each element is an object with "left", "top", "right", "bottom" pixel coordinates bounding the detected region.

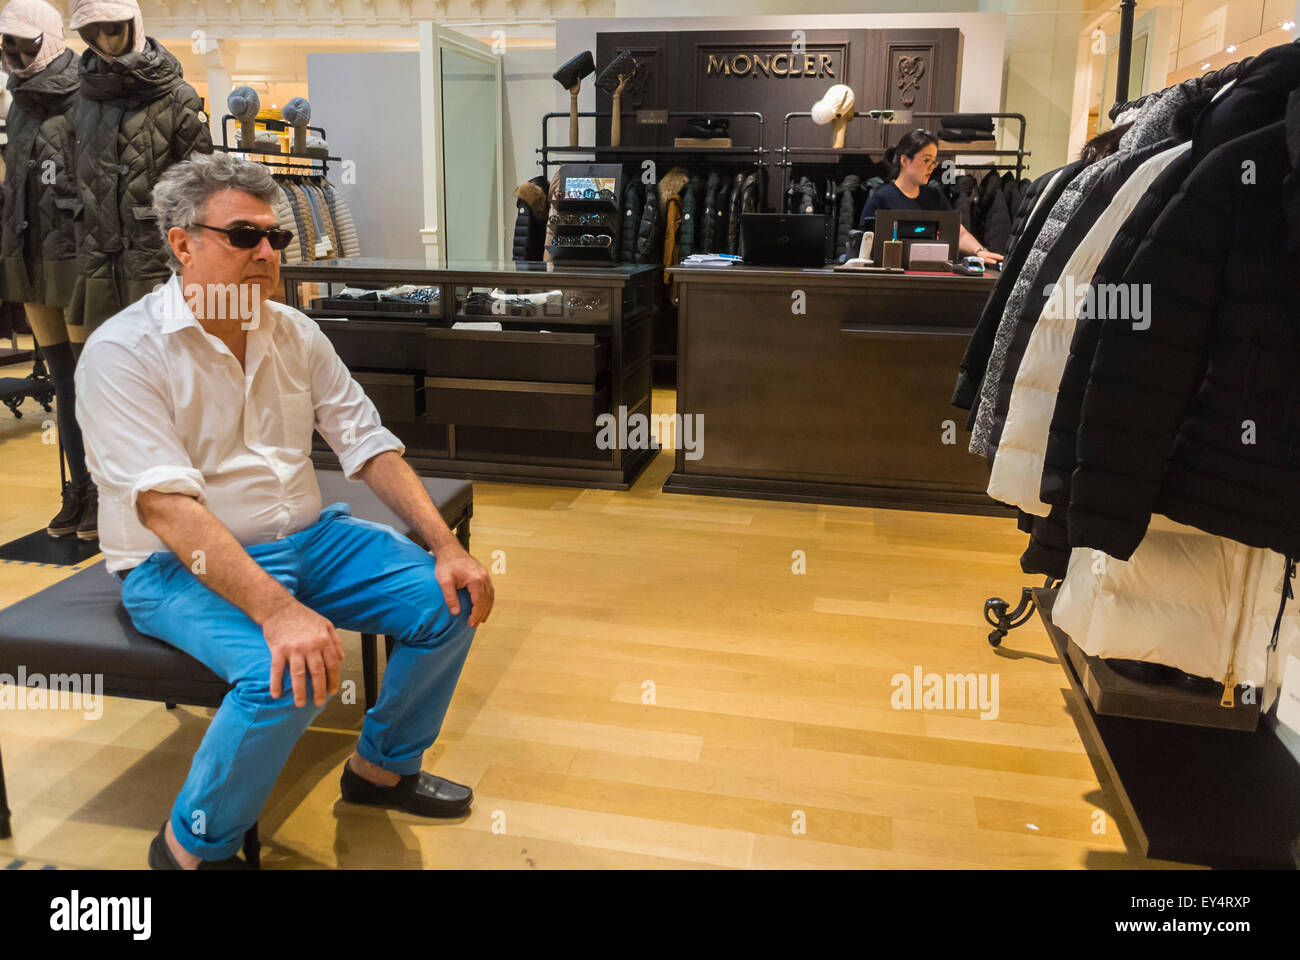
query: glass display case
[{"left": 278, "top": 258, "right": 658, "bottom": 489}]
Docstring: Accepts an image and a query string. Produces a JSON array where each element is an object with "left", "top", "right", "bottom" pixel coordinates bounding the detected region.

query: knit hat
[
  {"left": 0, "top": 0, "right": 68, "bottom": 77},
  {"left": 811, "top": 84, "right": 855, "bottom": 124},
  {"left": 67, "top": 0, "right": 145, "bottom": 57},
  {"left": 227, "top": 85, "right": 260, "bottom": 122},
  {"left": 281, "top": 96, "right": 310, "bottom": 126}
]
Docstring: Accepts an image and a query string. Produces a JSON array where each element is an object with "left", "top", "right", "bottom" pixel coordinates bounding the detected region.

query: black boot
[
  {"left": 76, "top": 483, "right": 98, "bottom": 541},
  {"left": 47, "top": 480, "right": 86, "bottom": 538}
]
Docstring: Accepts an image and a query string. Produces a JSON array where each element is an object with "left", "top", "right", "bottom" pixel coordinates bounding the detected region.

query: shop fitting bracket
[
  {"left": 538, "top": 110, "right": 768, "bottom": 171},
  {"left": 777, "top": 110, "right": 1029, "bottom": 199}
]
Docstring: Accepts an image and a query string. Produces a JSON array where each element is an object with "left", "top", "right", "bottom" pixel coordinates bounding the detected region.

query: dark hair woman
[{"left": 859, "top": 128, "right": 1004, "bottom": 264}]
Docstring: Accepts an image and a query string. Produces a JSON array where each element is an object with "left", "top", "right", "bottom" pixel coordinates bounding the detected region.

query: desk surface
[{"left": 668, "top": 262, "right": 998, "bottom": 289}]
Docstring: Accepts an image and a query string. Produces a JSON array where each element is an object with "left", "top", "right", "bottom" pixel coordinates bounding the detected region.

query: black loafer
[
  {"left": 148, "top": 822, "right": 253, "bottom": 870},
  {"left": 339, "top": 762, "right": 473, "bottom": 817}
]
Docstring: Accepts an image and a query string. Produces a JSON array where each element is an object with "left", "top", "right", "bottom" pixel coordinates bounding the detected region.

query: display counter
[
  {"left": 664, "top": 263, "right": 1002, "bottom": 514},
  {"left": 280, "top": 258, "right": 659, "bottom": 489}
]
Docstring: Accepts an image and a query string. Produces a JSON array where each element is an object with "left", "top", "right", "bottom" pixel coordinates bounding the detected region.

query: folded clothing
[
  {"left": 939, "top": 113, "right": 994, "bottom": 132},
  {"left": 939, "top": 127, "right": 996, "bottom": 142}
]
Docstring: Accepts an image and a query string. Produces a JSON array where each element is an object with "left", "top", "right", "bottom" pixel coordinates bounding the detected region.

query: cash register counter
[{"left": 664, "top": 263, "right": 1000, "bottom": 514}]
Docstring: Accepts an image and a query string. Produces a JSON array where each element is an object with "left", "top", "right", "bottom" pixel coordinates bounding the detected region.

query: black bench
[{"left": 0, "top": 467, "right": 472, "bottom": 866}]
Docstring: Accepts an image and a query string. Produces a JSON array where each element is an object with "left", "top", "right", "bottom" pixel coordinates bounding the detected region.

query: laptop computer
[{"left": 740, "top": 214, "right": 826, "bottom": 268}]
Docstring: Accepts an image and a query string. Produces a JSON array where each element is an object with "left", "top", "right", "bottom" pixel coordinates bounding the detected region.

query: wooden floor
[{"left": 0, "top": 337, "right": 1189, "bottom": 869}]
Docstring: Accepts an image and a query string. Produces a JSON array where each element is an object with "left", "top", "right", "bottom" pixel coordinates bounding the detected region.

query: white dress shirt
[{"left": 74, "top": 272, "right": 405, "bottom": 573}]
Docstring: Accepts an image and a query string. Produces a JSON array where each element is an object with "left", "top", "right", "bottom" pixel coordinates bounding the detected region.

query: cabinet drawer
[
  {"left": 424, "top": 377, "right": 607, "bottom": 433},
  {"left": 355, "top": 372, "right": 419, "bottom": 424},
  {"left": 426, "top": 329, "right": 608, "bottom": 383},
  {"left": 317, "top": 319, "right": 426, "bottom": 372}
]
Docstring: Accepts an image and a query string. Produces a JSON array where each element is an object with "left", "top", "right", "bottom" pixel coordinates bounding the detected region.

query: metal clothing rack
[
  {"left": 777, "top": 110, "right": 1030, "bottom": 199},
  {"left": 537, "top": 110, "right": 767, "bottom": 172},
  {"left": 216, "top": 114, "right": 342, "bottom": 176}
]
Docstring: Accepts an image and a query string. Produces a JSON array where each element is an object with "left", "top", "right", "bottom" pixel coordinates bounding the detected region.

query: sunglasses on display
[
  {"left": 1, "top": 33, "right": 43, "bottom": 57},
  {"left": 193, "top": 223, "right": 294, "bottom": 251},
  {"left": 549, "top": 212, "right": 614, "bottom": 228},
  {"left": 552, "top": 233, "right": 613, "bottom": 248}
]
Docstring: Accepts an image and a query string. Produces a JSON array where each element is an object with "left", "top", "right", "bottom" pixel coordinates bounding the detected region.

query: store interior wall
[
  {"left": 503, "top": 48, "right": 556, "bottom": 200},
  {"left": 306, "top": 51, "right": 426, "bottom": 260},
  {"left": 555, "top": 10, "right": 1007, "bottom": 166}
]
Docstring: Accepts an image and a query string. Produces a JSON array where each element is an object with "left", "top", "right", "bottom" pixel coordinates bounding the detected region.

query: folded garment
[
  {"left": 939, "top": 113, "right": 994, "bottom": 132},
  {"left": 939, "top": 127, "right": 996, "bottom": 141},
  {"left": 452, "top": 321, "right": 503, "bottom": 331}
]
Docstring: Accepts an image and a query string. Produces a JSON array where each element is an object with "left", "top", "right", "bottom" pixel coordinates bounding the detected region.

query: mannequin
[
  {"left": 64, "top": 0, "right": 212, "bottom": 336},
  {"left": 0, "top": 0, "right": 93, "bottom": 539}
]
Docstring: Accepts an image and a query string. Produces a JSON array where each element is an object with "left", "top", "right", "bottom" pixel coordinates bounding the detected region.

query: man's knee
[
  {"left": 405, "top": 579, "right": 476, "bottom": 646},
  {"left": 229, "top": 664, "right": 338, "bottom": 717}
]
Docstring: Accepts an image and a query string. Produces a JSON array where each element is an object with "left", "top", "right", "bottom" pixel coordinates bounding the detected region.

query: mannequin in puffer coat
[
  {"left": 64, "top": 0, "right": 212, "bottom": 334},
  {"left": 0, "top": 0, "right": 96, "bottom": 540},
  {"left": 511, "top": 175, "right": 547, "bottom": 262}
]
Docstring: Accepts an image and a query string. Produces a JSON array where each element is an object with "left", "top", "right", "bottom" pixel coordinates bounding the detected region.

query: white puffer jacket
[
  {"left": 1053, "top": 515, "right": 1300, "bottom": 712},
  {"left": 987, "top": 141, "right": 1192, "bottom": 514}
]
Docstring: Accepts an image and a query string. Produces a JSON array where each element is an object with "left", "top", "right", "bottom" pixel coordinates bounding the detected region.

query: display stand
[{"left": 1035, "top": 588, "right": 1300, "bottom": 868}]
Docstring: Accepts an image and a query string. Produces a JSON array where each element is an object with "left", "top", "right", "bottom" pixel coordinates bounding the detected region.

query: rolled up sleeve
[
  {"left": 308, "top": 324, "right": 405, "bottom": 480},
  {"left": 74, "top": 340, "right": 207, "bottom": 514}
]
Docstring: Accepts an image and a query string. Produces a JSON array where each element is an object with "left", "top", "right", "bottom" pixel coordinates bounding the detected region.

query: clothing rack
[
  {"left": 777, "top": 110, "right": 1029, "bottom": 199},
  {"left": 537, "top": 110, "right": 767, "bottom": 173},
  {"left": 215, "top": 115, "right": 342, "bottom": 176}
]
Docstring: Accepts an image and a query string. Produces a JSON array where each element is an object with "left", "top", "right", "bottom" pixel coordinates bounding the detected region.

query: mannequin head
[
  {"left": 0, "top": 31, "right": 41, "bottom": 69},
  {"left": 77, "top": 19, "right": 131, "bottom": 60},
  {"left": 67, "top": 0, "right": 145, "bottom": 61},
  {"left": 0, "top": 0, "right": 68, "bottom": 76}
]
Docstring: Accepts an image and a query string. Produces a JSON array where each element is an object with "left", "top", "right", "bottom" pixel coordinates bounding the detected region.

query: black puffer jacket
[
  {"left": 948, "top": 173, "right": 978, "bottom": 232},
  {"left": 0, "top": 48, "right": 79, "bottom": 307},
  {"left": 66, "top": 39, "right": 212, "bottom": 332},
  {"left": 633, "top": 180, "right": 660, "bottom": 265},
  {"left": 727, "top": 172, "right": 746, "bottom": 254},
  {"left": 951, "top": 159, "right": 1084, "bottom": 412},
  {"left": 833, "top": 175, "right": 862, "bottom": 259},
  {"left": 620, "top": 180, "right": 644, "bottom": 263},
  {"left": 980, "top": 139, "right": 1173, "bottom": 455},
  {"left": 1045, "top": 39, "right": 1300, "bottom": 515},
  {"left": 511, "top": 175, "right": 548, "bottom": 262},
  {"left": 981, "top": 185, "right": 1011, "bottom": 255},
  {"left": 678, "top": 175, "right": 702, "bottom": 258},
  {"left": 1069, "top": 115, "right": 1300, "bottom": 559},
  {"left": 1005, "top": 166, "right": 1053, "bottom": 257},
  {"left": 787, "top": 176, "right": 817, "bottom": 215},
  {"left": 731, "top": 171, "right": 760, "bottom": 256}
]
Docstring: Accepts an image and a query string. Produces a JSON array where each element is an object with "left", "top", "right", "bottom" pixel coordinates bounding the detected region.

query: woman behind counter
[{"left": 859, "top": 129, "right": 1005, "bottom": 265}]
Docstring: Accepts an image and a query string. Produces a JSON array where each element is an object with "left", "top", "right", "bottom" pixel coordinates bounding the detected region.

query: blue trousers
[{"left": 119, "top": 503, "right": 476, "bottom": 860}]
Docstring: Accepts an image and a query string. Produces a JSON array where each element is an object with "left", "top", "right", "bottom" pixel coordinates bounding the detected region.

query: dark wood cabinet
[
  {"left": 665, "top": 264, "right": 1003, "bottom": 514},
  {"left": 280, "top": 259, "right": 658, "bottom": 489}
]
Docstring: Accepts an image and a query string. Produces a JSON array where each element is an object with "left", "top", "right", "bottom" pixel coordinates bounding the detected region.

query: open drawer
[
  {"left": 316, "top": 319, "right": 427, "bottom": 372},
  {"left": 424, "top": 377, "right": 608, "bottom": 433},
  {"left": 354, "top": 372, "right": 420, "bottom": 424},
  {"left": 426, "top": 328, "right": 608, "bottom": 384}
]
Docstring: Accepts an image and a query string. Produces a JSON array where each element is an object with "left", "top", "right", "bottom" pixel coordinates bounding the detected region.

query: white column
[{"left": 201, "top": 39, "right": 241, "bottom": 149}]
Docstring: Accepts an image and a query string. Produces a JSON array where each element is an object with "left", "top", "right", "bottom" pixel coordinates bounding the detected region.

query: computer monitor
[
  {"left": 740, "top": 214, "right": 826, "bottom": 268},
  {"left": 871, "top": 209, "right": 960, "bottom": 266}
]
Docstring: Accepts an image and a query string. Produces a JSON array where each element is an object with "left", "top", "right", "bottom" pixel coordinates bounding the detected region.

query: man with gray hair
[{"left": 74, "top": 152, "right": 494, "bottom": 870}]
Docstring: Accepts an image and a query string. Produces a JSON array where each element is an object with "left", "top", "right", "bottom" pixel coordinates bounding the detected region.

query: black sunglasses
[{"left": 193, "top": 222, "right": 294, "bottom": 251}]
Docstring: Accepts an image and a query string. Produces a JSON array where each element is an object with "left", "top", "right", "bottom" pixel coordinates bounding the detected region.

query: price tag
[
  {"left": 314, "top": 236, "right": 334, "bottom": 259},
  {"left": 1279, "top": 655, "right": 1300, "bottom": 735}
]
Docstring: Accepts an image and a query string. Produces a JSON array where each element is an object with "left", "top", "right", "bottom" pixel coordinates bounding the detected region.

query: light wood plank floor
[{"left": 0, "top": 342, "right": 1188, "bottom": 868}]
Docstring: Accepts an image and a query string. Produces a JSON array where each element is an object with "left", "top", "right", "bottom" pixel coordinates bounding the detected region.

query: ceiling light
[
  {"left": 1226, "top": 44, "right": 1236, "bottom": 53},
  {"left": 1200, "top": 62, "right": 1211, "bottom": 70},
  {"left": 1284, "top": 20, "right": 1296, "bottom": 31}
]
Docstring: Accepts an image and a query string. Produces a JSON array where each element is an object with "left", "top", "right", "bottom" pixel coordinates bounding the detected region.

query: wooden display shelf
[{"left": 1035, "top": 587, "right": 1300, "bottom": 869}]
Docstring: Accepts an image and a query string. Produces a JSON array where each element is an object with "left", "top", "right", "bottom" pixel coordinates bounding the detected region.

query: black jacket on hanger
[
  {"left": 1005, "top": 166, "right": 1053, "bottom": 257},
  {"left": 951, "top": 158, "right": 1085, "bottom": 413},
  {"left": 1068, "top": 114, "right": 1300, "bottom": 559}
]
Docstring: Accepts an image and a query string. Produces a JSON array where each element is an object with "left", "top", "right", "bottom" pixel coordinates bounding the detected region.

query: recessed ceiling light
[
  {"left": 1200, "top": 62, "right": 1211, "bottom": 70},
  {"left": 1226, "top": 44, "right": 1236, "bottom": 53},
  {"left": 1284, "top": 20, "right": 1296, "bottom": 31}
]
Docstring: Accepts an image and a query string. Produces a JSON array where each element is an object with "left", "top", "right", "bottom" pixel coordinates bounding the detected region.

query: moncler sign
[{"left": 705, "top": 51, "right": 837, "bottom": 79}]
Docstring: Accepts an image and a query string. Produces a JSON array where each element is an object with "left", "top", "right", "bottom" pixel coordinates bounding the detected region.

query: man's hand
[
  {"left": 432, "top": 541, "right": 494, "bottom": 627},
  {"left": 261, "top": 596, "right": 345, "bottom": 706}
]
